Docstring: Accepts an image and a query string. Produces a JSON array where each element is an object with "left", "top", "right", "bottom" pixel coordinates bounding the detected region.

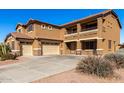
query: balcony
[
  {"left": 81, "top": 26, "right": 97, "bottom": 32},
  {"left": 79, "top": 27, "right": 98, "bottom": 39}
]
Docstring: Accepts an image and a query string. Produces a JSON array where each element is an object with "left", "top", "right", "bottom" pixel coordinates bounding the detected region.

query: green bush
[
  {"left": 0, "top": 43, "right": 11, "bottom": 57},
  {"left": 76, "top": 56, "right": 113, "bottom": 78},
  {"left": 0, "top": 53, "right": 17, "bottom": 61},
  {"left": 0, "top": 43, "right": 18, "bottom": 61},
  {"left": 104, "top": 53, "right": 124, "bottom": 69}
]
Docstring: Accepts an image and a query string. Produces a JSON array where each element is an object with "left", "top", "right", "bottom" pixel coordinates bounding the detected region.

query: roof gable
[{"left": 61, "top": 10, "right": 122, "bottom": 29}]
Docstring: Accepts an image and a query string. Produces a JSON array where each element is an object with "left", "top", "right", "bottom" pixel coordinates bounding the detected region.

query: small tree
[{"left": 0, "top": 43, "right": 11, "bottom": 56}]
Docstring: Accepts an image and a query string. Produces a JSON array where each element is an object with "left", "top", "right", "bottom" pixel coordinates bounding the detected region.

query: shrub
[
  {"left": 0, "top": 43, "right": 18, "bottom": 61},
  {"left": 76, "top": 56, "right": 113, "bottom": 78},
  {"left": 104, "top": 53, "right": 124, "bottom": 69},
  {"left": 0, "top": 43, "right": 11, "bottom": 57},
  {"left": 0, "top": 53, "right": 17, "bottom": 61}
]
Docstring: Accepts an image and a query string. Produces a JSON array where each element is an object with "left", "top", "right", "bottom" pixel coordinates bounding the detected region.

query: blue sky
[{"left": 0, "top": 9, "right": 124, "bottom": 43}]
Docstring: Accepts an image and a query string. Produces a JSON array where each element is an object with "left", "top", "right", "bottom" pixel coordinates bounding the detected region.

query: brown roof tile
[{"left": 11, "top": 32, "right": 33, "bottom": 39}]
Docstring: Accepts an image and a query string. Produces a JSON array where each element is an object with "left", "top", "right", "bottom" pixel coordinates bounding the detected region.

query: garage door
[
  {"left": 22, "top": 45, "right": 32, "bottom": 56},
  {"left": 43, "top": 44, "right": 60, "bottom": 55}
]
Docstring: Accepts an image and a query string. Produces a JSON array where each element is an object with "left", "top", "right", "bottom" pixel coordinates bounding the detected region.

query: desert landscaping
[
  {"left": 32, "top": 69, "right": 124, "bottom": 83},
  {"left": 32, "top": 51, "right": 124, "bottom": 83},
  {"left": 1, "top": 42, "right": 124, "bottom": 83}
]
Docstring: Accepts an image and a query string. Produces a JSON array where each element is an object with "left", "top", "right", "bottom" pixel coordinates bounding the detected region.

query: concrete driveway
[{"left": 0, "top": 55, "right": 82, "bottom": 83}]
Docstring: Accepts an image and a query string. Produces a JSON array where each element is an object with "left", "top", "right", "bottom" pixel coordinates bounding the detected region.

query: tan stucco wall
[
  {"left": 98, "top": 14, "right": 120, "bottom": 54},
  {"left": 63, "top": 13, "right": 120, "bottom": 55},
  {"left": 34, "top": 24, "right": 63, "bottom": 40},
  {"left": 32, "top": 39, "right": 42, "bottom": 56},
  {"left": 5, "top": 36, "right": 21, "bottom": 55},
  {"left": 6, "top": 12, "right": 120, "bottom": 56}
]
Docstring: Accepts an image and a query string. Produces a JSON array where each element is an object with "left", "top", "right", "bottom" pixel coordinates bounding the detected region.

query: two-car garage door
[
  {"left": 22, "top": 43, "right": 60, "bottom": 56},
  {"left": 43, "top": 44, "right": 60, "bottom": 55}
]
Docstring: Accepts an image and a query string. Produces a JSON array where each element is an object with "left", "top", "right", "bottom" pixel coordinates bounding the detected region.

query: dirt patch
[
  {"left": 32, "top": 69, "right": 124, "bottom": 83},
  {"left": 0, "top": 56, "right": 30, "bottom": 66}
]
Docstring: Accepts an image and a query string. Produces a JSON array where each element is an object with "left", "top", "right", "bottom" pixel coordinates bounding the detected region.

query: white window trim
[
  {"left": 64, "top": 39, "right": 79, "bottom": 42},
  {"left": 96, "top": 49, "right": 104, "bottom": 50},
  {"left": 64, "top": 33, "right": 78, "bottom": 36},
  {"left": 48, "top": 26, "right": 53, "bottom": 30},
  {"left": 79, "top": 37, "right": 103, "bottom": 41},
  {"left": 41, "top": 25, "right": 46, "bottom": 29},
  {"left": 33, "top": 48, "right": 41, "bottom": 50}
]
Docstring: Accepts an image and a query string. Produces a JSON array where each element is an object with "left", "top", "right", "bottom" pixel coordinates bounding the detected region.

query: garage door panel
[
  {"left": 43, "top": 44, "right": 60, "bottom": 55},
  {"left": 22, "top": 45, "right": 32, "bottom": 56}
]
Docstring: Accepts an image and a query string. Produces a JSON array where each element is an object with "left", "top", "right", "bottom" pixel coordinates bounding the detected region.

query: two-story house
[{"left": 4, "top": 10, "right": 121, "bottom": 56}]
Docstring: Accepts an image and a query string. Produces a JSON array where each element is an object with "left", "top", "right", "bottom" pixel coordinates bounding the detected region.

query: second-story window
[
  {"left": 18, "top": 29, "right": 21, "bottom": 32},
  {"left": 66, "top": 27, "right": 77, "bottom": 34},
  {"left": 27, "top": 24, "right": 34, "bottom": 32},
  {"left": 81, "top": 21, "right": 97, "bottom": 31},
  {"left": 48, "top": 26, "right": 53, "bottom": 30},
  {"left": 41, "top": 25, "right": 46, "bottom": 29}
]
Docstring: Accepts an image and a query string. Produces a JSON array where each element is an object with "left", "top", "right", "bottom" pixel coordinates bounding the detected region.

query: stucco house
[{"left": 4, "top": 9, "right": 121, "bottom": 56}]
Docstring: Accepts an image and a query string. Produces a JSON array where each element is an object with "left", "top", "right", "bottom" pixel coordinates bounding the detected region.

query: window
[
  {"left": 66, "top": 27, "right": 77, "bottom": 34},
  {"left": 41, "top": 25, "right": 46, "bottom": 29},
  {"left": 83, "top": 41, "right": 97, "bottom": 49},
  {"left": 81, "top": 21, "right": 97, "bottom": 31},
  {"left": 27, "top": 24, "right": 34, "bottom": 32},
  {"left": 108, "top": 40, "right": 111, "bottom": 49},
  {"left": 11, "top": 41, "right": 15, "bottom": 50},
  {"left": 48, "top": 26, "right": 53, "bottom": 30},
  {"left": 18, "top": 29, "right": 21, "bottom": 32},
  {"left": 67, "top": 42, "right": 76, "bottom": 50}
]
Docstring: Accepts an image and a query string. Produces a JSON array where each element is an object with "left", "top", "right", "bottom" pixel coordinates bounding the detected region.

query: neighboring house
[
  {"left": 118, "top": 44, "right": 124, "bottom": 49},
  {"left": 4, "top": 10, "right": 121, "bottom": 56}
]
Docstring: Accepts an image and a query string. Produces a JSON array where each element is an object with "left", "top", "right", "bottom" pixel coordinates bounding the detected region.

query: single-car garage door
[
  {"left": 22, "top": 45, "right": 32, "bottom": 56},
  {"left": 43, "top": 44, "right": 60, "bottom": 55}
]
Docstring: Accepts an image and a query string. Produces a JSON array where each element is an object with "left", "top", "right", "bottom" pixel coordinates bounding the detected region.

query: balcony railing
[
  {"left": 65, "top": 26, "right": 97, "bottom": 35},
  {"left": 81, "top": 26, "right": 97, "bottom": 32},
  {"left": 66, "top": 30, "right": 77, "bottom": 34}
]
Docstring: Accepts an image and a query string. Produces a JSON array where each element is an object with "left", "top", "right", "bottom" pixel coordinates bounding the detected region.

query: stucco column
[
  {"left": 97, "top": 17, "right": 104, "bottom": 55},
  {"left": 59, "top": 41, "right": 64, "bottom": 55},
  {"left": 97, "top": 39, "right": 103, "bottom": 55},
  {"left": 77, "top": 23, "right": 81, "bottom": 39},
  {"left": 76, "top": 40, "right": 81, "bottom": 49},
  {"left": 76, "top": 23, "right": 82, "bottom": 55},
  {"left": 60, "top": 28, "right": 66, "bottom": 55},
  {"left": 63, "top": 42, "right": 70, "bottom": 54},
  {"left": 15, "top": 40, "right": 21, "bottom": 55},
  {"left": 76, "top": 23, "right": 81, "bottom": 49},
  {"left": 33, "top": 39, "right": 41, "bottom": 56},
  {"left": 97, "top": 17, "right": 103, "bottom": 38}
]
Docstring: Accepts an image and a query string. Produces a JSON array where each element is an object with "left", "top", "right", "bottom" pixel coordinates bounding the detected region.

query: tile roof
[
  {"left": 11, "top": 32, "right": 33, "bottom": 39},
  {"left": 4, "top": 32, "right": 33, "bottom": 42}
]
